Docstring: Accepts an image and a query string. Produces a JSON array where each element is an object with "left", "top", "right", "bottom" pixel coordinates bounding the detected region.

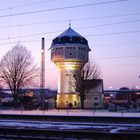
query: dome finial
[{"left": 69, "top": 20, "right": 71, "bottom": 28}]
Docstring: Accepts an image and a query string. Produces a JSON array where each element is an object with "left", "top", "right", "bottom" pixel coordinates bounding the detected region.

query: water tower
[{"left": 50, "top": 26, "right": 91, "bottom": 108}]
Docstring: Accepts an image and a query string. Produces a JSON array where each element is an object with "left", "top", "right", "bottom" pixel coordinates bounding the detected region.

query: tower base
[{"left": 56, "top": 93, "right": 80, "bottom": 109}]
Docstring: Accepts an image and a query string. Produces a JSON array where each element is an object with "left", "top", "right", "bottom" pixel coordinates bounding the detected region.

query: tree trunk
[
  {"left": 13, "top": 94, "right": 18, "bottom": 109},
  {"left": 80, "top": 96, "right": 84, "bottom": 109}
]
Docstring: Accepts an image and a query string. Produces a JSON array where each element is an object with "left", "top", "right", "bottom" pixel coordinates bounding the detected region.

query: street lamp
[{"left": 109, "top": 86, "right": 113, "bottom": 90}]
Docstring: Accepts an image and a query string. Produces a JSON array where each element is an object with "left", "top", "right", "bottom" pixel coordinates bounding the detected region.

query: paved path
[{"left": 0, "top": 109, "right": 140, "bottom": 117}]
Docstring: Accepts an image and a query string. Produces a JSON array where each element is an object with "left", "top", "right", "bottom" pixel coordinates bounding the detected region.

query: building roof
[
  {"left": 51, "top": 27, "right": 90, "bottom": 49},
  {"left": 57, "top": 27, "right": 82, "bottom": 38}
]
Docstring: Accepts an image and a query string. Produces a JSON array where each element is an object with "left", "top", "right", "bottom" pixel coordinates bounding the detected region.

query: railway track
[
  {"left": 0, "top": 119, "right": 139, "bottom": 139},
  {"left": 0, "top": 113, "right": 140, "bottom": 123}
]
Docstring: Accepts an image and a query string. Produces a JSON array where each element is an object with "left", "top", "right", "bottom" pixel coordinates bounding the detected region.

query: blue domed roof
[
  {"left": 57, "top": 27, "right": 82, "bottom": 38},
  {"left": 51, "top": 27, "right": 89, "bottom": 47}
]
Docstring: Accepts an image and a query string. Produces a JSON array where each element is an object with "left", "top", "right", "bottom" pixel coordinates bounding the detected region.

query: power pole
[{"left": 40, "top": 37, "right": 45, "bottom": 109}]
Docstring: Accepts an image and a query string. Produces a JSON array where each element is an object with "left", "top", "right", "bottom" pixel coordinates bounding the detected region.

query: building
[
  {"left": 84, "top": 79, "right": 104, "bottom": 109},
  {"left": 50, "top": 26, "right": 91, "bottom": 108}
]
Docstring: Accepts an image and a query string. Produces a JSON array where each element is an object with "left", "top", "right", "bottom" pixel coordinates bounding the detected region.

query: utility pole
[{"left": 40, "top": 37, "right": 45, "bottom": 109}]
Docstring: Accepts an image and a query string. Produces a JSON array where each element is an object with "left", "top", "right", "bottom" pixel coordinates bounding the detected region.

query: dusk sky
[{"left": 0, "top": 0, "right": 140, "bottom": 90}]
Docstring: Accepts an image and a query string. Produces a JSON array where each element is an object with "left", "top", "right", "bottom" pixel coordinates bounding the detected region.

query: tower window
[
  {"left": 94, "top": 103, "right": 99, "bottom": 106},
  {"left": 94, "top": 97, "right": 98, "bottom": 100},
  {"left": 69, "top": 38, "right": 72, "bottom": 41}
]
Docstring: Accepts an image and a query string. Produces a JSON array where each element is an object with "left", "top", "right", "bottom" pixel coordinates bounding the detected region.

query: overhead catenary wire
[
  {"left": 45, "top": 63, "right": 140, "bottom": 69},
  {"left": 0, "top": 30, "right": 140, "bottom": 40},
  {"left": 94, "top": 42, "right": 140, "bottom": 47},
  {"left": 0, "top": 14, "right": 140, "bottom": 28},
  {"left": 91, "top": 54, "right": 140, "bottom": 60},
  {"left": 0, "top": 39, "right": 40, "bottom": 46},
  {"left": 0, "top": 19, "right": 140, "bottom": 41},
  {"left": 76, "top": 19, "right": 140, "bottom": 30},
  {"left": 41, "top": 54, "right": 140, "bottom": 64},
  {"left": 0, "top": 29, "right": 63, "bottom": 41},
  {"left": 99, "top": 63, "right": 140, "bottom": 67},
  {"left": 0, "top": 0, "right": 130, "bottom": 18},
  {"left": 0, "top": 12, "right": 140, "bottom": 28},
  {"left": 0, "top": 0, "right": 138, "bottom": 67},
  {"left": 1, "top": 39, "right": 140, "bottom": 48},
  {"left": 86, "top": 30, "right": 140, "bottom": 37},
  {"left": 0, "top": 0, "right": 138, "bottom": 88},
  {"left": 0, "top": 0, "right": 55, "bottom": 11},
  {"left": 0, "top": 30, "right": 140, "bottom": 45}
]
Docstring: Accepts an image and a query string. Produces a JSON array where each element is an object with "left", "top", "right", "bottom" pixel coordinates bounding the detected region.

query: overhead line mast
[{"left": 40, "top": 37, "right": 45, "bottom": 109}]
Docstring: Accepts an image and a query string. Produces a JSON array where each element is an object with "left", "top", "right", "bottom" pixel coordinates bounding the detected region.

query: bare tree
[
  {"left": 72, "top": 62, "right": 101, "bottom": 109},
  {"left": 0, "top": 44, "right": 39, "bottom": 108}
]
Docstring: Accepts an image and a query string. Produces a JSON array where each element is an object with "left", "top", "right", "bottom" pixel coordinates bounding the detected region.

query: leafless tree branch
[
  {"left": 71, "top": 62, "right": 102, "bottom": 109},
  {"left": 0, "top": 44, "right": 39, "bottom": 108}
]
